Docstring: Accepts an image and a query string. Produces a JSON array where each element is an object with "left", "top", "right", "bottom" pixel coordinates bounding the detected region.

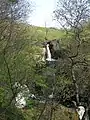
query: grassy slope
[
  {"left": 24, "top": 25, "right": 66, "bottom": 42},
  {"left": 36, "top": 26, "right": 65, "bottom": 39},
  {"left": 25, "top": 25, "right": 77, "bottom": 49}
]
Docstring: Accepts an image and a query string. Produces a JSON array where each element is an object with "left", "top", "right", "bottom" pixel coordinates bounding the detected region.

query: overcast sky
[{"left": 27, "top": 0, "right": 59, "bottom": 27}]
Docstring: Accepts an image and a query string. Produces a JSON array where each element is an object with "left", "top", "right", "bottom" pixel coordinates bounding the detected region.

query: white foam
[{"left": 76, "top": 106, "right": 85, "bottom": 120}]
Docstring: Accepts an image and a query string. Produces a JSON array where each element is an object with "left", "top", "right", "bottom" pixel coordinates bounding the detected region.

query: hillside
[
  {"left": 0, "top": 21, "right": 90, "bottom": 120},
  {"left": 22, "top": 24, "right": 66, "bottom": 42},
  {"left": 1, "top": 0, "right": 90, "bottom": 120}
]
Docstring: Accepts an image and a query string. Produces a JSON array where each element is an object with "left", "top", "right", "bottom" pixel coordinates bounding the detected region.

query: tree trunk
[
  {"left": 84, "top": 107, "right": 89, "bottom": 120},
  {"left": 72, "top": 68, "right": 79, "bottom": 105}
]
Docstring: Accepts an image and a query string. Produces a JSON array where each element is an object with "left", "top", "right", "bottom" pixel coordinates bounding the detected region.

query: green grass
[
  {"left": 36, "top": 26, "right": 66, "bottom": 39},
  {"left": 23, "top": 25, "right": 66, "bottom": 42}
]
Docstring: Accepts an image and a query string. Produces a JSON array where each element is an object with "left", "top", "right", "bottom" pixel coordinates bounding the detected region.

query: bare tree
[
  {"left": 54, "top": 0, "right": 90, "bottom": 29},
  {"left": 0, "top": 0, "right": 33, "bottom": 119},
  {"left": 0, "top": 0, "right": 32, "bottom": 20},
  {"left": 54, "top": 0, "right": 90, "bottom": 119}
]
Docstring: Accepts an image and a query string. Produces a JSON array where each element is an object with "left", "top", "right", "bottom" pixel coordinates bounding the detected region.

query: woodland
[{"left": 0, "top": 0, "right": 90, "bottom": 120}]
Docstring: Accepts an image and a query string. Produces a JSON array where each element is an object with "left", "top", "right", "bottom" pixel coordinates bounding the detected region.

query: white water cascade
[
  {"left": 76, "top": 106, "right": 85, "bottom": 120},
  {"left": 46, "top": 44, "right": 55, "bottom": 61},
  {"left": 46, "top": 44, "right": 52, "bottom": 61}
]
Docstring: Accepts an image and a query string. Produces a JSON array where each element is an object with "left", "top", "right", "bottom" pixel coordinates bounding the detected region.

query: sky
[{"left": 27, "top": 0, "right": 59, "bottom": 28}]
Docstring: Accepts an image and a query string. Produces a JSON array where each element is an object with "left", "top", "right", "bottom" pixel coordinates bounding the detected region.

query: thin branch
[{"left": 37, "top": 100, "right": 47, "bottom": 120}]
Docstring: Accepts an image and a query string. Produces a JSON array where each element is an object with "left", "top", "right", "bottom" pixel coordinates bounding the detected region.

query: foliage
[{"left": 0, "top": 0, "right": 90, "bottom": 119}]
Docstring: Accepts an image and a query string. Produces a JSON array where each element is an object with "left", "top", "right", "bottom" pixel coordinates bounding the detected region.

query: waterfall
[
  {"left": 46, "top": 44, "right": 52, "bottom": 61},
  {"left": 46, "top": 44, "right": 56, "bottom": 61}
]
